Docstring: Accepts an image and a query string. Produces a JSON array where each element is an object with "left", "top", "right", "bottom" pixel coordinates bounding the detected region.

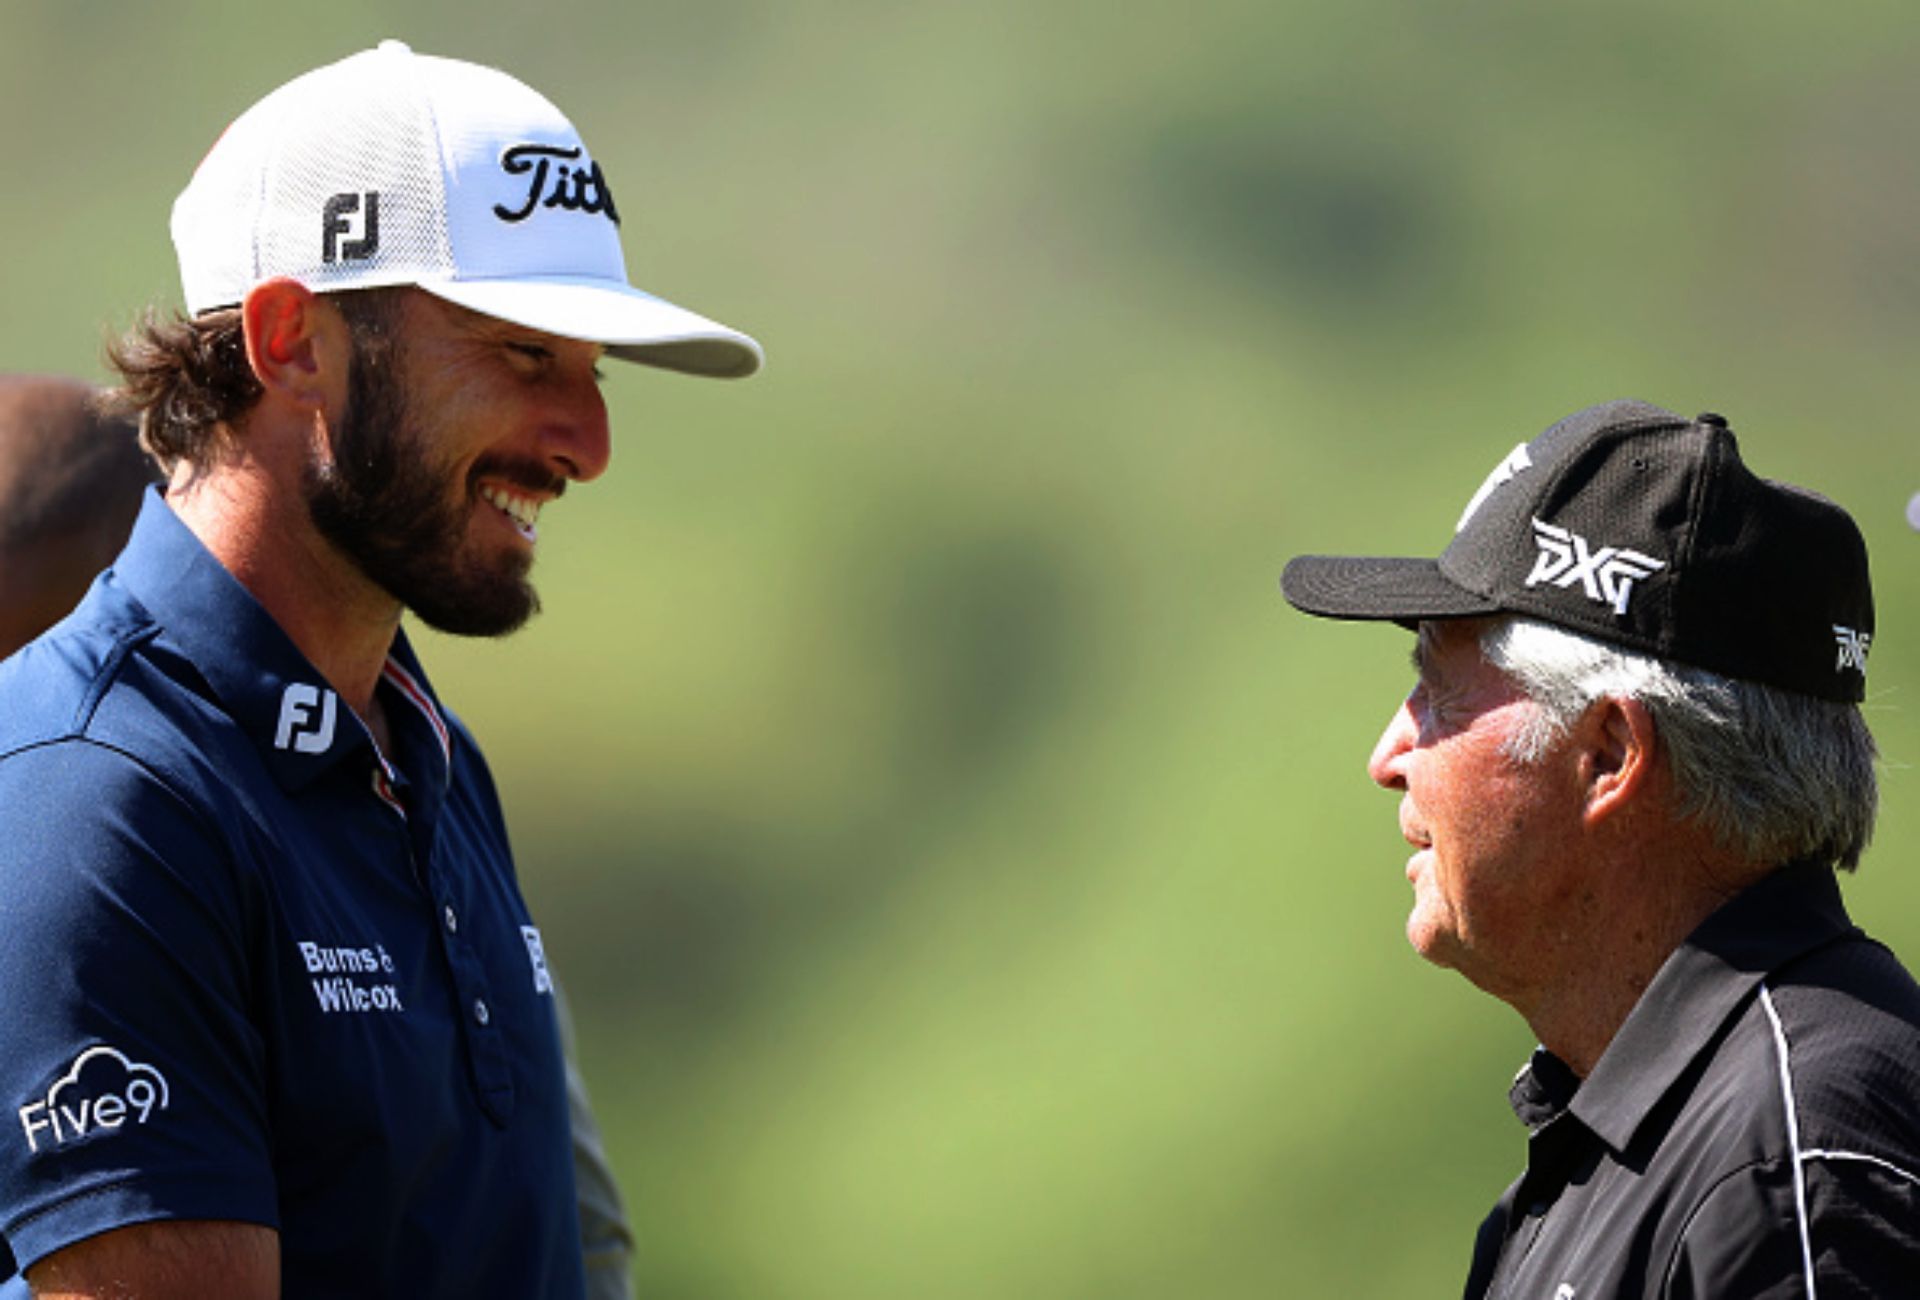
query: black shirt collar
[{"left": 1518, "top": 861, "right": 1857, "bottom": 1153}]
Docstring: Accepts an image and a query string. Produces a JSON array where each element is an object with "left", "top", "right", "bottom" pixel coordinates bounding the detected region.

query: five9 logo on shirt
[{"left": 18, "top": 1045, "right": 170, "bottom": 1155}]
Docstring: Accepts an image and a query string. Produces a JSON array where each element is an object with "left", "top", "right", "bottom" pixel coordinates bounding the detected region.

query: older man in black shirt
[{"left": 1284, "top": 400, "right": 1920, "bottom": 1297}]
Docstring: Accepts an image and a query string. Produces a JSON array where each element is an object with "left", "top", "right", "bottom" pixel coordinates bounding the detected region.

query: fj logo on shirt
[
  {"left": 522, "top": 925, "right": 554, "bottom": 995},
  {"left": 18, "top": 1045, "right": 170, "bottom": 1155},
  {"left": 1526, "top": 519, "right": 1666, "bottom": 616},
  {"left": 274, "top": 682, "right": 338, "bottom": 754},
  {"left": 1834, "top": 625, "right": 1871, "bottom": 674}
]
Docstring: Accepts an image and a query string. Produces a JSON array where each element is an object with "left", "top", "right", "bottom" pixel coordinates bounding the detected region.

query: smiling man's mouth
[{"left": 480, "top": 484, "right": 541, "bottom": 538}]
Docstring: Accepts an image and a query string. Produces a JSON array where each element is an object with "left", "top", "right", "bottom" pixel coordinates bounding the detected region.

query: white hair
[{"left": 1477, "top": 616, "right": 1878, "bottom": 870}]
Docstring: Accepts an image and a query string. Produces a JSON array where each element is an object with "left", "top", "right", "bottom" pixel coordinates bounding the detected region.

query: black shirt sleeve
[{"left": 1664, "top": 1156, "right": 1920, "bottom": 1299}]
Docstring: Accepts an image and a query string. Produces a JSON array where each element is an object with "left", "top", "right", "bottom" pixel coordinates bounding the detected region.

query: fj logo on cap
[
  {"left": 1834, "top": 626, "right": 1871, "bottom": 674},
  {"left": 274, "top": 683, "right": 338, "bottom": 754},
  {"left": 1526, "top": 519, "right": 1666, "bottom": 616},
  {"left": 322, "top": 192, "right": 381, "bottom": 263},
  {"left": 495, "top": 144, "right": 620, "bottom": 225}
]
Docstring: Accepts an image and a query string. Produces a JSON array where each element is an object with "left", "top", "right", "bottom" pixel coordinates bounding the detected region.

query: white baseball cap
[{"left": 171, "top": 40, "right": 762, "bottom": 378}]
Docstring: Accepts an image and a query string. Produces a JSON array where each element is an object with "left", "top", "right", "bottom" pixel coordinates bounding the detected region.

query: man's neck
[
  {"left": 1519, "top": 842, "right": 1757, "bottom": 1078},
  {"left": 166, "top": 464, "right": 401, "bottom": 725}
]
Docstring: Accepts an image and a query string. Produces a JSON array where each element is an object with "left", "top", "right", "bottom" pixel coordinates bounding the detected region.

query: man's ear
[
  {"left": 240, "top": 278, "right": 346, "bottom": 412},
  {"left": 1580, "top": 696, "right": 1658, "bottom": 828}
]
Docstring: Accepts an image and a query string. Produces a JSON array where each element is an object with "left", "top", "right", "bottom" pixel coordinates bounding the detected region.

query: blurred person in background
[
  {"left": 0, "top": 40, "right": 758, "bottom": 1300},
  {"left": 0, "top": 373, "right": 636, "bottom": 1300},
  {"left": 0, "top": 376, "right": 156, "bottom": 657},
  {"left": 1283, "top": 400, "right": 1920, "bottom": 1297}
]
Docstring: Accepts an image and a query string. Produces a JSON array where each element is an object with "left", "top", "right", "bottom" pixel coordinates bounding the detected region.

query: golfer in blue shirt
[{"left": 0, "top": 41, "right": 759, "bottom": 1299}]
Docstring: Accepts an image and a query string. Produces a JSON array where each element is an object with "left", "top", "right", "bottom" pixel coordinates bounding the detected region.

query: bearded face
[{"left": 302, "top": 304, "right": 565, "bottom": 639}]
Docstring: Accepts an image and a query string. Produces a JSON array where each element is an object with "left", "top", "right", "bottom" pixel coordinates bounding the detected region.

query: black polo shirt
[{"left": 1464, "top": 861, "right": 1920, "bottom": 1299}]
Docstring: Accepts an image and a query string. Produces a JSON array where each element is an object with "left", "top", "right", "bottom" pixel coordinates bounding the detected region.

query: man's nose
[
  {"left": 1367, "top": 698, "right": 1416, "bottom": 791},
  {"left": 542, "top": 375, "right": 612, "bottom": 484}
]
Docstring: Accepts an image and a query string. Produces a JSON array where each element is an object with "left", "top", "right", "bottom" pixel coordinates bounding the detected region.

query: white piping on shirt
[
  {"left": 1759, "top": 985, "right": 1818, "bottom": 1299},
  {"left": 1799, "top": 1148, "right": 1920, "bottom": 1187}
]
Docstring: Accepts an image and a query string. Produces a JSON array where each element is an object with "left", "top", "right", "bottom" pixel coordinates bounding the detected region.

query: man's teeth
[{"left": 481, "top": 486, "right": 540, "bottom": 529}]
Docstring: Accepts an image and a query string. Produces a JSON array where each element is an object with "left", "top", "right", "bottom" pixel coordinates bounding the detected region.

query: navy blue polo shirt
[{"left": 0, "top": 491, "right": 585, "bottom": 1299}]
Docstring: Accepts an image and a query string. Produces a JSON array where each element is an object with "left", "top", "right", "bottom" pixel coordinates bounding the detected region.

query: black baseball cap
[{"left": 1281, "top": 400, "right": 1874, "bottom": 703}]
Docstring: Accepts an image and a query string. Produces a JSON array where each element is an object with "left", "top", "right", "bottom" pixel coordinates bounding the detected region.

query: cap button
[
  {"left": 377, "top": 39, "right": 413, "bottom": 55},
  {"left": 1695, "top": 411, "right": 1729, "bottom": 429}
]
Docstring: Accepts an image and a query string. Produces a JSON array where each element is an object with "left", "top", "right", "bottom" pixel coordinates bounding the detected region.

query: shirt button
[
  {"left": 473, "top": 998, "right": 491, "bottom": 1026},
  {"left": 443, "top": 905, "right": 458, "bottom": 935}
]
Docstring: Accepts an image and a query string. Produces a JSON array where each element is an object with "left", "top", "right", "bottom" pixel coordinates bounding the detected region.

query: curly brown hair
[
  {"left": 104, "top": 308, "right": 261, "bottom": 475},
  {"left": 104, "top": 289, "right": 405, "bottom": 477}
]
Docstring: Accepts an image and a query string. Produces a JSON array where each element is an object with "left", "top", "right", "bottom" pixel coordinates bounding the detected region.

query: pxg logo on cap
[{"left": 1522, "top": 519, "right": 1666, "bottom": 617}]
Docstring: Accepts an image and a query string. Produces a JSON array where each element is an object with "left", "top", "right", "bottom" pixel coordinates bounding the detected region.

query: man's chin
[
  {"left": 1405, "top": 914, "right": 1461, "bottom": 971},
  {"left": 400, "top": 574, "right": 541, "bottom": 639}
]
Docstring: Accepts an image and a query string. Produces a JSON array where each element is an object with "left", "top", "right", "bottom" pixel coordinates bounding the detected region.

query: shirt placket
[
  {"left": 1484, "top": 1114, "right": 1586, "bottom": 1298},
  {"left": 374, "top": 660, "right": 517, "bottom": 1127}
]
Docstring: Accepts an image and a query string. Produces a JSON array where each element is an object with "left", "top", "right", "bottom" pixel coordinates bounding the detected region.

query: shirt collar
[
  {"left": 379, "top": 632, "right": 454, "bottom": 792},
  {"left": 111, "top": 489, "right": 450, "bottom": 794},
  {"left": 1560, "top": 860, "right": 1857, "bottom": 1153}
]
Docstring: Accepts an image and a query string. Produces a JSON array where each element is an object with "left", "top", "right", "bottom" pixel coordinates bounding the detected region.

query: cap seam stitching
[{"left": 1668, "top": 426, "right": 1720, "bottom": 661}]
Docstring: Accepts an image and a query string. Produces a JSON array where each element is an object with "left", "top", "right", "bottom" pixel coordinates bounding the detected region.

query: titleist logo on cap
[{"left": 495, "top": 144, "right": 620, "bottom": 226}]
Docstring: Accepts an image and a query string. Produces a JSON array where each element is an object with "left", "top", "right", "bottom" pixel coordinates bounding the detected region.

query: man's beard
[{"left": 304, "top": 330, "right": 564, "bottom": 638}]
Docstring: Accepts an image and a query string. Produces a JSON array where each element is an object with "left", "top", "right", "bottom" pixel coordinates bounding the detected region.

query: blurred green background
[{"left": 7, "top": 2, "right": 1920, "bottom": 1295}]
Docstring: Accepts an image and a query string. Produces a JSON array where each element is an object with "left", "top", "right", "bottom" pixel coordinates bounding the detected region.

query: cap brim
[
  {"left": 419, "top": 276, "right": 763, "bottom": 379},
  {"left": 1280, "top": 555, "right": 1501, "bottom": 623}
]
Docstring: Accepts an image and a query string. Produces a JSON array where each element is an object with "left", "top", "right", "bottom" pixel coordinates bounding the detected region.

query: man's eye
[
  {"left": 1414, "top": 682, "right": 1463, "bottom": 733},
  {"left": 508, "top": 343, "right": 552, "bottom": 363}
]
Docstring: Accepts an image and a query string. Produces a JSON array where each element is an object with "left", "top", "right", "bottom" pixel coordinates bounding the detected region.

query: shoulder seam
[
  {"left": 70, "top": 622, "right": 163, "bottom": 735},
  {"left": 0, "top": 621, "right": 163, "bottom": 759},
  {"left": 0, "top": 733, "right": 244, "bottom": 890}
]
